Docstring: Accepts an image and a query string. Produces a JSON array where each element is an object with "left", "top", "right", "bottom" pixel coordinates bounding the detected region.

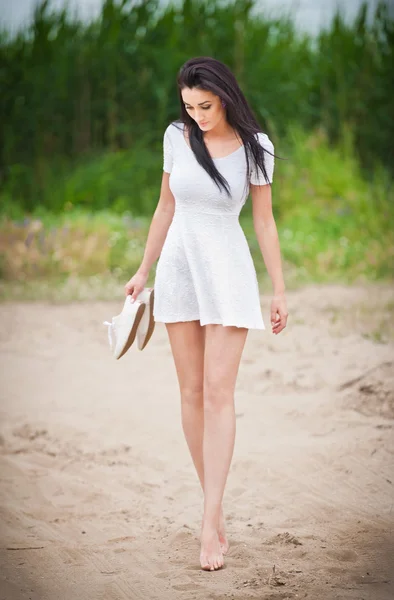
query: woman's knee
[
  {"left": 180, "top": 382, "right": 204, "bottom": 406},
  {"left": 203, "top": 380, "right": 233, "bottom": 412}
]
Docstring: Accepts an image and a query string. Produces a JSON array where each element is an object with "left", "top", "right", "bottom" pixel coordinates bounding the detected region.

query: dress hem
[{"left": 154, "top": 315, "right": 266, "bottom": 330}]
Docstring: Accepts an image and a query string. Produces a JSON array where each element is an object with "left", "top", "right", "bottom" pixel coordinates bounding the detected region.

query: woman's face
[{"left": 181, "top": 87, "right": 226, "bottom": 132}]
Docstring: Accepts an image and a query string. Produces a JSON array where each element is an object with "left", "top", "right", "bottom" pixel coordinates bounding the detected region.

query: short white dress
[{"left": 153, "top": 121, "right": 275, "bottom": 329}]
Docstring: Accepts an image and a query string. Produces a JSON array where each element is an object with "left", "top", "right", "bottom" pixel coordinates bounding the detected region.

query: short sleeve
[
  {"left": 163, "top": 127, "right": 173, "bottom": 173},
  {"left": 249, "top": 133, "right": 274, "bottom": 185}
]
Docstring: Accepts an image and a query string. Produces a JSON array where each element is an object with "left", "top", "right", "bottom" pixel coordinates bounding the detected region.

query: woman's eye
[{"left": 202, "top": 106, "right": 211, "bottom": 110}]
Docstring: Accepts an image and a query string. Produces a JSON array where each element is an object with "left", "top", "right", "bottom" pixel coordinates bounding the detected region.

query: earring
[{"left": 221, "top": 100, "right": 226, "bottom": 108}]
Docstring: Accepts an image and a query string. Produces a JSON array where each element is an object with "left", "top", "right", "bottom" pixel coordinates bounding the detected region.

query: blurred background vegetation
[{"left": 0, "top": 0, "right": 393, "bottom": 298}]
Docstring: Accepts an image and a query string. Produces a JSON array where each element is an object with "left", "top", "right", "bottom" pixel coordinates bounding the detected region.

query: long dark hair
[{"left": 173, "top": 56, "right": 275, "bottom": 197}]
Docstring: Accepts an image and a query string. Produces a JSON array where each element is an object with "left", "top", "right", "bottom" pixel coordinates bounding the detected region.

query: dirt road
[{"left": 1, "top": 283, "right": 393, "bottom": 600}]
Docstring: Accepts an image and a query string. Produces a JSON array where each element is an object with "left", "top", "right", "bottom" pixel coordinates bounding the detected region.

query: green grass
[
  {"left": 242, "top": 125, "right": 394, "bottom": 283},
  {"left": 1, "top": 126, "right": 393, "bottom": 300},
  {"left": 0, "top": 209, "right": 148, "bottom": 282},
  {"left": 0, "top": 143, "right": 162, "bottom": 218}
]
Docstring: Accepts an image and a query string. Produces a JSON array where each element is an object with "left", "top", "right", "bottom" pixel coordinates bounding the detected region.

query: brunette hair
[{"left": 173, "top": 56, "right": 275, "bottom": 196}]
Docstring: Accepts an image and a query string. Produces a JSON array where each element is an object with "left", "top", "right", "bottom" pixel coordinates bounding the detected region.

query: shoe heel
[
  {"left": 117, "top": 302, "right": 145, "bottom": 360},
  {"left": 139, "top": 288, "right": 155, "bottom": 351}
]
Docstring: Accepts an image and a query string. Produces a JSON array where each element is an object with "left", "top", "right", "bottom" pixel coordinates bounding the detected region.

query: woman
[{"left": 124, "top": 56, "right": 288, "bottom": 571}]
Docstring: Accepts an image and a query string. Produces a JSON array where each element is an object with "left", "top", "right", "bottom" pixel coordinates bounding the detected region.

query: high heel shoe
[
  {"left": 103, "top": 296, "right": 146, "bottom": 359},
  {"left": 135, "top": 287, "right": 155, "bottom": 351}
]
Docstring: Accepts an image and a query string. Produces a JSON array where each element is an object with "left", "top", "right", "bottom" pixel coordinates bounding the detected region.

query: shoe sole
[
  {"left": 139, "top": 288, "right": 155, "bottom": 351},
  {"left": 117, "top": 302, "right": 146, "bottom": 360}
]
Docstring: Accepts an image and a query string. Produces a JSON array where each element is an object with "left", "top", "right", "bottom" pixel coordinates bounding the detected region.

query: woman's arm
[
  {"left": 124, "top": 172, "right": 175, "bottom": 298},
  {"left": 250, "top": 182, "right": 288, "bottom": 333},
  {"left": 138, "top": 172, "right": 175, "bottom": 275}
]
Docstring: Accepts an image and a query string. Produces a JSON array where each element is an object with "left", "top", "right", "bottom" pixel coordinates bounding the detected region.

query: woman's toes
[
  {"left": 200, "top": 552, "right": 217, "bottom": 571},
  {"left": 213, "top": 556, "right": 223, "bottom": 570},
  {"left": 200, "top": 527, "right": 224, "bottom": 571}
]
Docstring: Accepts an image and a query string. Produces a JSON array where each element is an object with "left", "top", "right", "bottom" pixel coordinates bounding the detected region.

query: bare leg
[
  {"left": 180, "top": 386, "right": 229, "bottom": 554},
  {"left": 200, "top": 324, "right": 248, "bottom": 571},
  {"left": 165, "top": 322, "right": 229, "bottom": 555}
]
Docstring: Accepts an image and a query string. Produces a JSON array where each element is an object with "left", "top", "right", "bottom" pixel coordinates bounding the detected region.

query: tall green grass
[
  {"left": 1, "top": 127, "right": 392, "bottom": 292},
  {"left": 243, "top": 125, "right": 394, "bottom": 283}
]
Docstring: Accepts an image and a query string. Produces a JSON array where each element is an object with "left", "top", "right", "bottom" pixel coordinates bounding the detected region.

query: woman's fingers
[
  {"left": 125, "top": 271, "right": 149, "bottom": 298},
  {"left": 271, "top": 295, "right": 288, "bottom": 334},
  {"left": 271, "top": 310, "right": 287, "bottom": 334},
  {"left": 130, "top": 286, "right": 143, "bottom": 302},
  {"left": 271, "top": 314, "right": 281, "bottom": 333},
  {"left": 271, "top": 312, "right": 280, "bottom": 326}
]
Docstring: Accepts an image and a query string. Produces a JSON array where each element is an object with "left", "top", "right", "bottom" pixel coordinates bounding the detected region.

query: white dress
[{"left": 153, "top": 121, "right": 275, "bottom": 329}]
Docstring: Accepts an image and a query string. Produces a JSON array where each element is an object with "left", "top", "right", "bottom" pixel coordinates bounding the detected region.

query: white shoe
[
  {"left": 103, "top": 296, "right": 145, "bottom": 359},
  {"left": 135, "top": 287, "right": 155, "bottom": 351}
]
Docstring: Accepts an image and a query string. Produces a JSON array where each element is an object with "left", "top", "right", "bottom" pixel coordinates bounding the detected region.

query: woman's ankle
[{"left": 201, "top": 511, "right": 221, "bottom": 531}]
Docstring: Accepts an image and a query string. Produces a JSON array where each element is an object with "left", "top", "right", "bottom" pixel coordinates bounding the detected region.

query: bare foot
[
  {"left": 200, "top": 525, "right": 224, "bottom": 571},
  {"left": 218, "top": 507, "right": 229, "bottom": 555}
]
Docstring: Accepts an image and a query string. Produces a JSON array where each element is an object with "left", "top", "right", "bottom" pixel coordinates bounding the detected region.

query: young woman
[{"left": 124, "top": 56, "right": 288, "bottom": 572}]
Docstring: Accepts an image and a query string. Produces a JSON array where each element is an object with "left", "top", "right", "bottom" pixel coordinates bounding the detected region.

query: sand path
[{"left": 0, "top": 284, "right": 393, "bottom": 600}]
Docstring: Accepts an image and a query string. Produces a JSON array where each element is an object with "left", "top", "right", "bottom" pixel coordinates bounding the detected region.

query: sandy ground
[{"left": 0, "top": 283, "right": 393, "bottom": 600}]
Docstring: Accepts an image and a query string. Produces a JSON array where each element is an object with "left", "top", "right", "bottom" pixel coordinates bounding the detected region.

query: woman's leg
[
  {"left": 165, "top": 321, "right": 229, "bottom": 555},
  {"left": 200, "top": 324, "right": 248, "bottom": 571},
  {"left": 165, "top": 321, "right": 205, "bottom": 495}
]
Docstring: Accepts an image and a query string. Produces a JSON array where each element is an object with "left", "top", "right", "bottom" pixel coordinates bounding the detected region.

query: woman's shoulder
[
  {"left": 164, "top": 121, "right": 185, "bottom": 142},
  {"left": 254, "top": 131, "right": 274, "bottom": 151}
]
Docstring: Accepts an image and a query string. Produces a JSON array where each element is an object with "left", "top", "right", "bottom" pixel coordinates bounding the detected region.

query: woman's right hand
[{"left": 124, "top": 270, "right": 149, "bottom": 302}]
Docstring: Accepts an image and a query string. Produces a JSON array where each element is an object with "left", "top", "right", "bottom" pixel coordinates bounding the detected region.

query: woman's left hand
[{"left": 270, "top": 292, "right": 288, "bottom": 335}]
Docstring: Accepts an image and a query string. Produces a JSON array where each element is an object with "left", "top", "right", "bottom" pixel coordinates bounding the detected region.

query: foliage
[
  {"left": 243, "top": 125, "right": 394, "bottom": 283},
  {"left": 1, "top": 127, "right": 392, "bottom": 288},
  {"left": 0, "top": 209, "right": 147, "bottom": 281},
  {"left": 0, "top": 0, "right": 393, "bottom": 213}
]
